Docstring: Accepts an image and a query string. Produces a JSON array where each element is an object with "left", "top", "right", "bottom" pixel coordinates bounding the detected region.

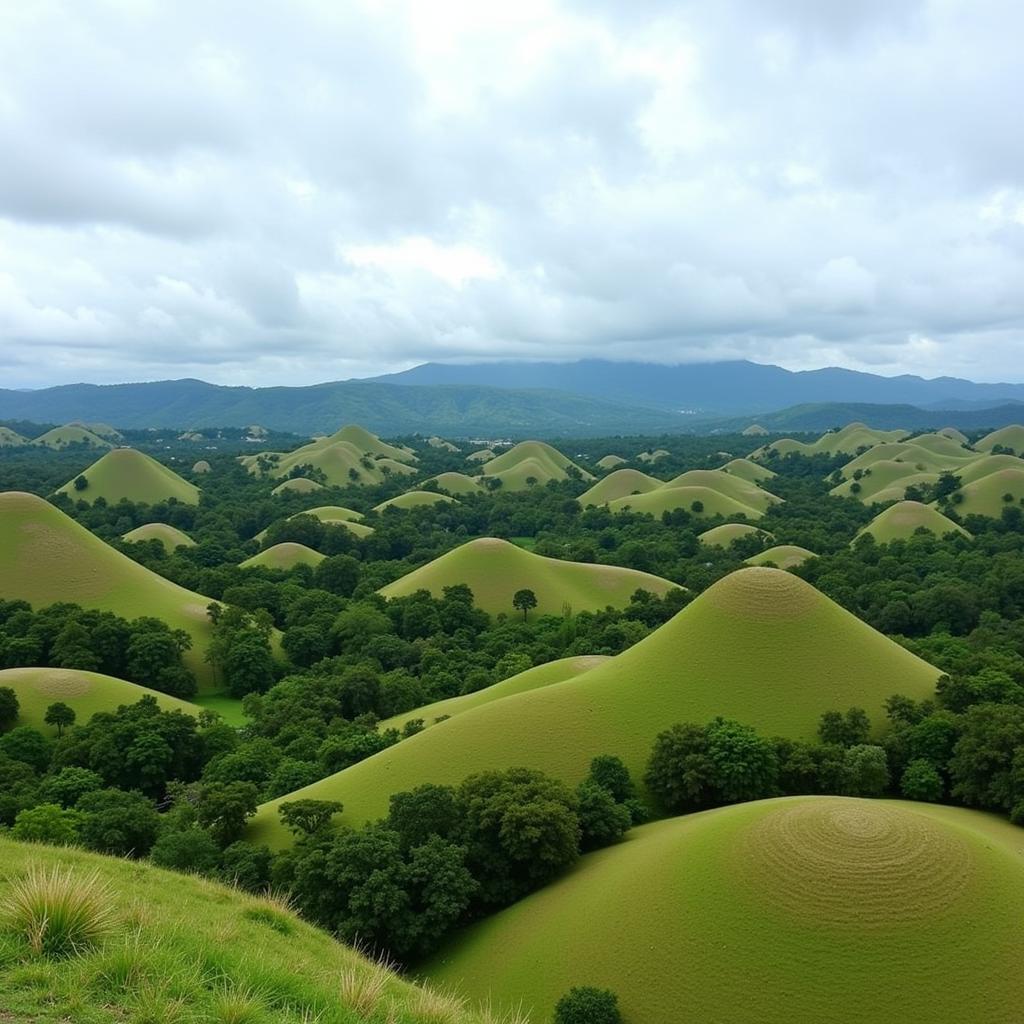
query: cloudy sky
[{"left": 1, "top": 0, "right": 1022, "bottom": 388}]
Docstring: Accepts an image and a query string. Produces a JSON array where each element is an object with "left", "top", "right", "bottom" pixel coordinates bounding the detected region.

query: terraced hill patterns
[{"left": 57, "top": 449, "right": 200, "bottom": 506}]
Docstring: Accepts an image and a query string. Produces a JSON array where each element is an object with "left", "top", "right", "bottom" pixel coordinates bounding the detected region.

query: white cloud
[{"left": 0, "top": 0, "right": 1022, "bottom": 387}]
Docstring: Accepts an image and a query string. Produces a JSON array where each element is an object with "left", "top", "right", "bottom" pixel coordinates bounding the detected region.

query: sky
[{"left": 1, "top": 0, "right": 1023, "bottom": 389}]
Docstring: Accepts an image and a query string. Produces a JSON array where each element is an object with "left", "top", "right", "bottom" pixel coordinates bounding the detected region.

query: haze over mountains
[{"left": 3, "top": 360, "right": 1024, "bottom": 437}]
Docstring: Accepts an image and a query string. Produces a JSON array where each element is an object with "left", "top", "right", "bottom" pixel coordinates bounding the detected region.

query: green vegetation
[
  {"left": 56, "top": 448, "right": 200, "bottom": 506},
  {"left": 975, "top": 424, "right": 1024, "bottom": 453},
  {"left": 755, "top": 422, "right": 909, "bottom": 458},
  {"left": 595, "top": 454, "right": 626, "bottom": 470},
  {"left": 0, "top": 426, "right": 28, "bottom": 447},
  {"left": 951, "top": 468, "right": 1024, "bottom": 518},
  {"left": 857, "top": 501, "right": 971, "bottom": 544},
  {"left": 480, "top": 441, "right": 593, "bottom": 491},
  {"left": 379, "top": 537, "right": 679, "bottom": 617},
  {"left": 241, "top": 542, "right": 326, "bottom": 571},
  {"left": 578, "top": 469, "right": 661, "bottom": 506},
  {"left": 719, "top": 457, "right": 777, "bottom": 482},
  {"left": 31, "top": 425, "right": 113, "bottom": 449},
  {"left": 121, "top": 522, "right": 196, "bottom": 552},
  {"left": 424, "top": 471, "right": 485, "bottom": 495},
  {"left": 745, "top": 544, "right": 816, "bottom": 569}
]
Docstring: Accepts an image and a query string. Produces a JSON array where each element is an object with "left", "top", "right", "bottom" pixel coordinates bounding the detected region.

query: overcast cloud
[{"left": 0, "top": 0, "right": 1022, "bottom": 387}]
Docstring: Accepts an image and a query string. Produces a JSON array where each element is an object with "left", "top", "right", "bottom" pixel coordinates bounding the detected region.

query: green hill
[
  {"left": 742, "top": 423, "right": 769, "bottom": 435},
  {"left": 257, "top": 505, "right": 374, "bottom": 542},
  {"left": 379, "top": 538, "right": 678, "bottom": 618},
  {"left": 271, "top": 477, "right": 324, "bottom": 495},
  {"left": 745, "top": 544, "right": 816, "bottom": 569},
  {"left": 121, "top": 522, "right": 196, "bottom": 552},
  {"left": 830, "top": 460, "right": 940, "bottom": 502},
  {"left": 423, "top": 472, "right": 484, "bottom": 496},
  {"left": 374, "top": 491, "right": 459, "bottom": 512},
  {"left": 249, "top": 568, "right": 937, "bottom": 847},
  {"left": 241, "top": 542, "right": 325, "bottom": 571},
  {"left": 427, "top": 435, "right": 460, "bottom": 452},
  {"left": 596, "top": 454, "right": 627, "bottom": 470},
  {"left": 661, "top": 470, "right": 781, "bottom": 513},
  {"left": 0, "top": 837, "right": 503, "bottom": 1024},
  {"left": 578, "top": 469, "right": 662, "bottom": 506},
  {"left": 955, "top": 453, "right": 1024, "bottom": 486},
  {"left": 327, "top": 423, "right": 417, "bottom": 462},
  {"left": 56, "top": 449, "right": 200, "bottom": 506},
  {"left": 976, "top": 424, "right": 1024, "bottom": 453},
  {"left": 857, "top": 501, "right": 971, "bottom": 543},
  {"left": 260, "top": 440, "right": 387, "bottom": 487},
  {"left": 951, "top": 469, "right": 1024, "bottom": 518},
  {"left": 191, "top": 459, "right": 212, "bottom": 474},
  {"left": 32, "top": 424, "right": 113, "bottom": 449},
  {"left": 0, "top": 492, "right": 220, "bottom": 688},
  {"left": 0, "top": 425, "right": 27, "bottom": 447},
  {"left": 697, "top": 523, "right": 773, "bottom": 548},
  {"left": 466, "top": 448, "right": 495, "bottom": 462},
  {"left": 905, "top": 431, "right": 974, "bottom": 458},
  {"left": 755, "top": 422, "right": 909, "bottom": 459},
  {"left": 0, "top": 666, "right": 199, "bottom": 734},
  {"left": 379, "top": 655, "right": 611, "bottom": 735},
  {"left": 425, "top": 797, "right": 1024, "bottom": 1024},
  {"left": 637, "top": 449, "right": 669, "bottom": 463},
  {"left": 719, "top": 457, "right": 777, "bottom": 482},
  {"left": 607, "top": 485, "right": 764, "bottom": 520},
  {"left": 937, "top": 425, "right": 970, "bottom": 444},
  {"left": 480, "top": 441, "right": 593, "bottom": 491}
]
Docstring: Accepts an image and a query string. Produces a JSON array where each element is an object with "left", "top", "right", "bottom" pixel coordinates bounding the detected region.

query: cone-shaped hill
[
  {"left": 32, "top": 424, "right": 113, "bottom": 449},
  {"left": 976, "top": 424, "right": 1024, "bottom": 454},
  {"left": 57, "top": 449, "right": 200, "bottom": 506},
  {"left": 661, "top": 470, "right": 781, "bottom": 512},
  {"left": 578, "top": 469, "right": 662, "bottom": 506},
  {"left": 465, "top": 448, "right": 494, "bottom": 462},
  {"left": 271, "top": 477, "right": 324, "bottom": 496},
  {"left": 255, "top": 505, "right": 373, "bottom": 541},
  {"left": 260, "top": 440, "right": 395, "bottom": 488},
  {"left": 637, "top": 448, "right": 669, "bottom": 463},
  {"left": 857, "top": 501, "right": 970, "bottom": 544},
  {"left": 241, "top": 542, "right": 325, "bottom": 571},
  {"left": 830, "top": 460, "right": 940, "bottom": 502},
  {"left": 755, "top": 422, "right": 909, "bottom": 459},
  {"left": 425, "top": 797, "right": 1024, "bottom": 1024},
  {"left": 607, "top": 485, "right": 764, "bottom": 520},
  {"left": 0, "top": 426, "right": 27, "bottom": 447},
  {"left": 955, "top": 453, "right": 1024, "bottom": 486},
  {"left": 937, "top": 425, "right": 970, "bottom": 444},
  {"left": 427, "top": 436, "right": 459, "bottom": 452},
  {"left": 719, "top": 457, "right": 777, "bottom": 482},
  {"left": 378, "top": 538, "right": 678, "bottom": 618},
  {"left": 0, "top": 666, "right": 200, "bottom": 734},
  {"left": 249, "top": 568, "right": 939, "bottom": 846},
  {"left": 121, "top": 523, "right": 196, "bottom": 552},
  {"left": 0, "top": 492, "right": 220, "bottom": 686},
  {"left": 596, "top": 454, "right": 627, "bottom": 470},
  {"left": 326, "top": 424, "right": 417, "bottom": 462},
  {"left": 374, "top": 491, "right": 458, "bottom": 512},
  {"left": 698, "top": 523, "right": 773, "bottom": 548},
  {"left": 422, "top": 472, "right": 484, "bottom": 496},
  {"left": 905, "top": 431, "right": 974, "bottom": 458},
  {"left": 949, "top": 469, "right": 1024, "bottom": 518},
  {"left": 191, "top": 459, "right": 212, "bottom": 474},
  {"left": 480, "top": 441, "right": 593, "bottom": 491},
  {"left": 745, "top": 544, "right": 816, "bottom": 569}
]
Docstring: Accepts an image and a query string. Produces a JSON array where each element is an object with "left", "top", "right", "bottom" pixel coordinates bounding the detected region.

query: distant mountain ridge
[{"left": 373, "top": 359, "right": 1024, "bottom": 412}]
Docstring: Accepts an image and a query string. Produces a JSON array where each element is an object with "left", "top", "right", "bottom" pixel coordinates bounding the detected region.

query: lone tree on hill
[
  {"left": 512, "top": 588, "right": 538, "bottom": 621},
  {"left": 553, "top": 986, "right": 622, "bottom": 1024},
  {"left": 44, "top": 702, "right": 76, "bottom": 737},
  {"left": 74, "top": 474, "right": 88, "bottom": 491}
]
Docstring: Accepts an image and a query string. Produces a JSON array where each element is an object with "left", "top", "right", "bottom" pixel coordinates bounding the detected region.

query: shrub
[
  {"left": 901, "top": 759, "right": 944, "bottom": 802},
  {"left": 553, "top": 986, "right": 622, "bottom": 1024}
]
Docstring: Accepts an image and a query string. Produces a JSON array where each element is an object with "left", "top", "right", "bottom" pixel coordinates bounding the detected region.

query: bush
[
  {"left": 553, "top": 986, "right": 622, "bottom": 1024},
  {"left": 11, "top": 803, "right": 84, "bottom": 846},
  {"left": 900, "top": 758, "right": 944, "bottom": 802}
]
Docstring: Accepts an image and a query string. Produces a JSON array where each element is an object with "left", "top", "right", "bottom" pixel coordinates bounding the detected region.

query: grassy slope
[
  {"left": 375, "top": 491, "right": 458, "bottom": 512},
  {"left": 697, "top": 523, "right": 771, "bottom": 548},
  {"left": 424, "top": 797, "right": 1024, "bottom": 1024},
  {"left": 257, "top": 506, "right": 373, "bottom": 542},
  {"left": 830, "top": 460, "right": 940, "bottom": 501},
  {"left": 0, "top": 838, "right": 508, "bottom": 1024},
  {"left": 480, "top": 442, "right": 593, "bottom": 491},
  {"left": 759, "top": 423, "right": 910, "bottom": 459},
  {"left": 271, "top": 441, "right": 385, "bottom": 487},
  {"left": 607, "top": 485, "right": 763, "bottom": 519},
  {"left": 56, "top": 449, "right": 200, "bottom": 506},
  {"left": 956, "top": 454, "right": 1024, "bottom": 485},
  {"left": 858, "top": 501, "right": 971, "bottom": 543},
  {"left": 425, "top": 472, "right": 484, "bottom": 495},
  {"left": 378, "top": 655, "right": 611, "bottom": 734},
  {"left": 745, "top": 544, "right": 816, "bottom": 569},
  {"left": 241, "top": 543, "right": 325, "bottom": 570},
  {"left": 719, "top": 457, "right": 777, "bottom": 482},
  {"left": 660, "top": 470, "right": 781, "bottom": 512},
  {"left": 330, "top": 424, "right": 417, "bottom": 462},
  {"left": 0, "top": 666, "right": 199, "bottom": 734},
  {"left": 577, "top": 469, "right": 662, "bottom": 506},
  {"left": 271, "top": 477, "right": 324, "bottom": 495},
  {"left": 31, "top": 425, "right": 112, "bottom": 449},
  {"left": 0, "top": 426, "right": 27, "bottom": 446},
  {"left": 0, "top": 492, "right": 220, "bottom": 689},
  {"left": 121, "top": 523, "right": 196, "bottom": 552},
  {"left": 250, "top": 568, "right": 938, "bottom": 847},
  {"left": 595, "top": 454, "right": 626, "bottom": 469},
  {"left": 953, "top": 469, "right": 1024, "bottom": 517},
  {"left": 378, "top": 538, "right": 678, "bottom": 618},
  {"left": 466, "top": 449, "right": 495, "bottom": 462},
  {"left": 976, "top": 424, "right": 1024, "bottom": 453}
]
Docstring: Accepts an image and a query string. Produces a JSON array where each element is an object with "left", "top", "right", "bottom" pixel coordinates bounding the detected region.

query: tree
[
  {"left": 645, "top": 722, "right": 715, "bottom": 812},
  {"left": 842, "top": 744, "right": 890, "bottom": 796},
  {"left": 705, "top": 717, "right": 778, "bottom": 803},
  {"left": 512, "top": 588, "right": 538, "bottom": 622},
  {"left": 76, "top": 788, "right": 160, "bottom": 857},
  {"left": 586, "top": 755, "right": 635, "bottom": 803},
  {"left": 150, "top": 826, "right": 220, "bottom": 873},
  {"left": 901, "top": 759, "right": 944, "bottom": 802},
  {"left": 74, "top": 474, "right": 89, "bottom": 491},
  {"left": 0, "top": 726, "right": 52, "bottom": 773},
  {"left": 44, "top": 701, "right": 76, "bottom": 737},
  {"left": 388, "top": 784, "right": 461, "bottom": 850},
  {"left": 553, "top": 987, "right": 622, "bottom": 1024},
  {"left": 0, "top": 686, "right": 18, "bottom": 729},
  {"left": 38, "top": 766, "right": 103, "bottom": 807},
  {"left": 818, "top": 707, "right": 871, "bottom": 747},
  {"left": 220, "top": 841, "right": 275, "bottom": 892},
  {"left": 576, "top": 780, "right": 631, "bottom": 849},
  {"left": 12, "top": 803, "right": 84, "bottom": 845},
  {"left": 194, "top": 781, "right": 261, "bottom": 847},
  {"left": 279, "top": 798, "right": 343, "bottom": 837}
]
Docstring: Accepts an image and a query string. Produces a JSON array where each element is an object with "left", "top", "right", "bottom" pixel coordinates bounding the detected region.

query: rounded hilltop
[
  {"left": 241, "top": 542, "right": 325, "bottom": 571},
  {"left": 121, "top": 522, "right": 196, "bottom": 552},
  {"left": 56, "top": 448, "right": 200, "bottom": 506},
  {"left": 425, "top": 797, "right": 1024, "bottom": 1024},
  {"left": 857, "top": 501, "right": 971, "bottom": 544}
]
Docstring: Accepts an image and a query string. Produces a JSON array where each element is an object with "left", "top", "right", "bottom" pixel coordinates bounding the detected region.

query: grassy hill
[
  {"left": 607, "top": 485, "right": 764, "bottom": 520},
  {"left": 904, "top": 431, "right": 974, "bottom": 458},
  {"left": 0, "top": 837, "right": 510, "bottom": 1024},
  {"left": 951, "top": 469, "right": 1024, "bottom": 518},
  {"left": 249, "top": 568, "right": 938, "bottom": 846},
  {"left": 719, "top": 457, "right": 777, "bottom": 482},
  {"left": 191, "top": 459, "right": 212, "bottom": 474},
  {"left": 56, "top": 449, "right": 200, "bottom": 506},
  {"left": 578, "top": 469, "right": 662, "bottom": 506},
  {"left": 254, "top": 440, "right": 389, "bottom": 488},
  {"left": 326, "top": 424, "right": 417, "bottom": 462},
  {"left": 0, "top": 425, "right": 27, "bottom": 446},
  {"left": 379, "top": 538, "right": 678, "bottom": 618},
  {"left": 466, "top": 449, "right": 495, "bottom": 462},
  {"left": 596, "top": 454, "right": 627, "bottom": 470},
  {"left": 424, "top": 472, "right": 484, "bottom": 496},
  {"left": 257, "top": 506, "right": 374, "bottom": 542},
  {"left": 976, "top": 424, "right": 1024, "bottom": 453},
  {"left": 955, "top": 453, "right": 1024, "bottom": 485},
  {"left": 271, "top": 477, "right": 324, "bottom": 495},
  {"left": 0, "top": 492, "right": 220, "bottom": 688},
  {"left": 427, "top": 436, "right": 460, "bottom": 452},
  {"left": 830, "top": 459, "right": 940, "bottom": 502},
  {"left": 121, "top": 522, "right": 196, "bottom": 552},
  {"left": 241, "top": 542, "right": 325, "bottom": 571},
  {"left": 379, "top": 655, "right": 611, "bottom": 735},
  {"left": 857, "top": 501, "right": 971, "bottom": 543},
  {"left": 425, "top": 797, "right": 1024, "bottom": 1024},
  {"left": 745, "top": 544, "right": 816, "bottom": 569},
  {"left": 661, "top": 470, "right": 781, "bottom": 513},
  {"left": 754, "top": 422, "right": 909, "bottom": 459},
  {"left": 636, "top": 448, "right": 669, "bottom": 463},
  {"left": 32, "top": 424, "right": 113, "bottom": 449},
  {"left": 697, "top": 523, "right": 772, "bottom": 548},
  {"left": 0, "top": 666, "right": 200, "bottom": 734},
  {"left": 374, "top": 491, "right": 458, "bottom": 512},
  {"left": 480, "top": 442, "right": 593, "bottom": 491}
]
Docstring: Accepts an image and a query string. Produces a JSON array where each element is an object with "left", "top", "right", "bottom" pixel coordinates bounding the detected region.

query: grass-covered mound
[
  {"left": 0, "top": 426, "right": 27, "bottom": 446},
  {"left": 697, "top": 523, "right": 772, "bottom": 548},
  {"left": 379, "top": 538, "right": 677, "bottom": 618},
  {"left": 937, "top": 425, "right": 970, "bottom": 443},
  {"left": 121, "top": 523, "right": 196, "bottom": 553},
  {"left": 975, "top": 424, "right": 1024, "bottom": 453},
  {"left": 745, "top": 544, "right": 816, "bottom": 569},
  {"left": 955, "top": 453, "right": 1024, "bottom": 485},
  {"left": 424, "top": 472, "right": 484, "bottom": 496},
  {"left": 32, "top": 425, "right": 113, "bottom": 449},
  {"left": 0, "top": 837, "right": 513, "bottom": 1024},
  {"left": 427, "top": 436, "right": 460, "bottom": 452},
  {"left": 596, "top": 454, "right": 626, "bottom": 470},
  {"left": 56, "top": 449, "right": 200, "bottom": 506},
  {"left": 424, "top": 797, "right": 1024, "bottom": 1024},
  {"left": 374, "top": 491, "right": 459, "bottom": 512},
  {"left": 755, "top": 422, "right": 909, "bottom": 459},
  {"left": 0, "top": 666, "right": 199, "bottom": 733},
  {"left": 905, "top": 431, "right": 974, "bottom": 458},
  {"left": 191, "top": 459, "right": 212, "bottom": 474},
  {"left": 660, "top": 470, "right": 781, "bottom": 513},
  {"left": 607, "top": 485, "right": 763, "bottom": 519},
  {"left": 0, "top": 492, "right": 219, "bottom": 687},
  {"left": 264, "top": 441, "right": 387, "bottom": 488},
  {"left": 271, "top": 477, "right": 324, "bottom": 495},
  {"left": 466, "top": 448, "right": 495, "bottom": 462},
  {"left": 636, "top": 448, "right": 669, "bottom": 463},
  {"left": 857, "top": 501, "right": 970, "bottom": 543},
  {"left": 577, "top": 469, "right": 661, "bottom": 506},
  {"left": 379, "top": 655, "right": 611, "bottom": 735},
  {"left": 258, "top": 506, "right": 374, "bottom": 541},
  {"left": 250, "top": 568, "right": 937, "bottom": 846},
  {"left": 950, "top": 468, "right": 1024, "bottom": 518},
  {"left": 241, "top": 543, "right": 325, "bottom": 571},
  {"left": 742, "top": 423, "right": 768, "bottom": 435},
  {"left": 328, "top": 423, "right": 417, "bottom": 462},
  {"left": 719, "top": 457, "right": 777, "bottom": 482},
  {"left": 480, "top": 442, "right": 593, "bottom": 491},
  {"left": 830, "top": 460, "right": 940, "bottom": 502}
]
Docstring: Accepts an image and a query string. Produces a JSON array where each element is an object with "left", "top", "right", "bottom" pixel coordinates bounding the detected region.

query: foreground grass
[{"left": 0, "top": 837, "right": 526, "bottom": 1024}]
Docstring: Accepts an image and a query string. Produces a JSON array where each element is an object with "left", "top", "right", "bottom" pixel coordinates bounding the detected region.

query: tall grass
[{"left": 2, "top": 864, "right": 117, "bottom": 957}]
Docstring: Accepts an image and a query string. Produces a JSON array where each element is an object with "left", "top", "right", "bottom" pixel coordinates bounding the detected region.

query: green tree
[
  {"left": 818, "top": 707, "right": 871, "bottom": 747},
  {"left": 901, "top": 759, "right": 944, "bottom": 802},
  {"left": 0, "top": 726, "right": 52, "bottom": 773},
  {"left": 512, "top": 588, "right": 538, "bottom": 621},
  {"left": 387, "top": 784, "right": 461, "bottom": 850},
  {"left": 842, "top": 744, "right": 890, "bottom": 796},
  {"left": 44, "top": 701, "right": 76, "bottom": 737},
  {"left": 576, "top": 780, "right": 631, "bottom": 850},
  {"left": 74, "top": 474, "right": 89, "bottom": 491},
  {"left": 38, "top": 766, "right": 103, "bottom": 807},
  {"left": 12, "top": 803, "right": 84, "bottom": 845},
  {"left": 705, "top": 717, "right": 779, "bottom": 803},
  {"left": 644, "top": 722, "right": 715, "bottom": 812},
  {"left": 0, "top": 686, "right": 18, "bottom": 729},
  {"left": 194, "top": 781, "right": 261, "bottom": 847},
  {"left": 279, "top": 798, "right": 343, "bottom": 837},
  {"left": 150, "top": 826, "right": 220, "bottom": 873},
  {"left": 553, "top": 986, "right": 622, "bottom": 1024},
  {"left": 77, "top": 788, "right": 160, "bottom": 857}
]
